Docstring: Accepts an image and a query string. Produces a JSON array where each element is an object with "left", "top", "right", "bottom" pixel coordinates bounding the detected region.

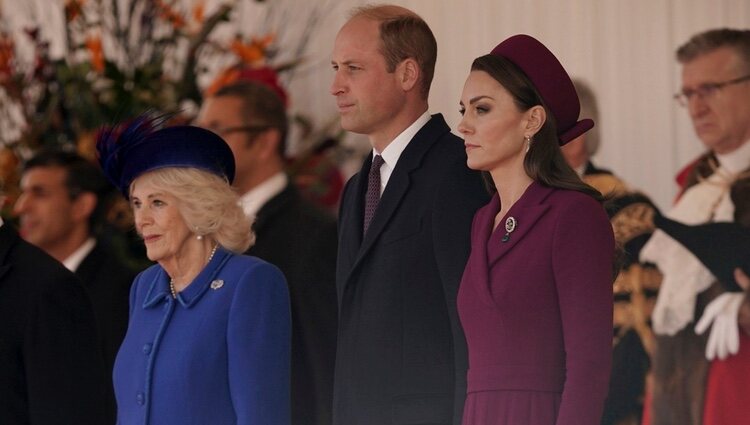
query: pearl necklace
[{"left": 169, "top": 243, "right": 219, "bottom": 299}]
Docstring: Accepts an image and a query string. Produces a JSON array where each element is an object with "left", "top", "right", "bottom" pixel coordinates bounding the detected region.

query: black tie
[{"left": 363, "top": 155, "right": 385, "bottom": 235}]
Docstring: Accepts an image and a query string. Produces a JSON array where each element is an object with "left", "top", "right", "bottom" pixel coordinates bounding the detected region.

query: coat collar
[
  {"left": 142, "top": 248, "right": 232, "bottom": 309},
  {"left": 465, "top": 182, "right": 553, "bottom": 306},
  {"left": 253, "top": 182, "right": 296, "bottom": 231},
  {"left": 341, "top": 114, "right": 451, "bottom": 285}
]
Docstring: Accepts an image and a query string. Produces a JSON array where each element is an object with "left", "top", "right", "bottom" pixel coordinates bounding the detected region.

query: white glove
[
  {"left": 642, "top": 229, "right": 715, "bottom": 335},
  {"left": 695, "top": 292, "right": 745, "bottom": 360}
]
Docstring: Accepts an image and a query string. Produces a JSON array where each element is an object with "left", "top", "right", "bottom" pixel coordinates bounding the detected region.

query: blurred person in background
[
  {"left": 0, "top": 172, "right": 107, "bottom": 424},
  {"left": 14, "top": 149, "right": 136, "bottom": 424}
]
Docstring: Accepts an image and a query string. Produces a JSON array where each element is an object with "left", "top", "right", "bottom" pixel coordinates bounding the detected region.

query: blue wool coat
[{"left": 113, "top": 249, "right": 291, "bottom": 425}]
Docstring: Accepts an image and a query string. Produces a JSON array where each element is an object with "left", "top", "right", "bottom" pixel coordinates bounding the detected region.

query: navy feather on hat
[{"left": 96, "top": 113, "right": 235, "bottom": 198}]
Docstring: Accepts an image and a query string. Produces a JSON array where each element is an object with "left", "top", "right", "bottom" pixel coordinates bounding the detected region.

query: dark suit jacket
[
  {"left": 247, "top": 182, "right": 338, "bottom": 425},
  {"left": 334, "top": 114, "right": 488, "bottom": 425},
  {"left": 76, "top": 241, "right": 136, "bottom": 424},
  {"left": 0, "top": 224, "right": 107, "bottom": 424}
]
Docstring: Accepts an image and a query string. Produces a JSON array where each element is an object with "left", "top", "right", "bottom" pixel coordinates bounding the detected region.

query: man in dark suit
[
  {"left": 330, "top": 5, "right": 488, "bottom": 425},
  {"left": 197, "top": 81, "right": 338, "bottom": 425},
  {"left": 14, "top": 150, "right": 136, "bottom": 424},
  {"left": 0, "top": 183, "right": 107, "bottom": 424}
]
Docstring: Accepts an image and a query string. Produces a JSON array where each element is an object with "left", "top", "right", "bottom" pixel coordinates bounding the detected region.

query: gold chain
[{"left": 169, "top": 243, "right": 219, "bottom": 298}]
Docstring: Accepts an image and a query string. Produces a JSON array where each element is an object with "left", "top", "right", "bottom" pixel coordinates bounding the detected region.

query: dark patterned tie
[{"left": 363, "top": 154, "right": 385, "bottom": 236}]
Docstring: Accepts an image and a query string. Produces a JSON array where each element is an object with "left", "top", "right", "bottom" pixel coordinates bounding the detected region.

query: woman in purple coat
[{"left": 456, "top": 35, "right": 616, "bottom": 425}]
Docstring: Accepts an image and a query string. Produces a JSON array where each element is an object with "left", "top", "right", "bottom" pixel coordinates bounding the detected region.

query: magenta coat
[{"left": 458, "top": 181, "right": 614, "bottom": 425}]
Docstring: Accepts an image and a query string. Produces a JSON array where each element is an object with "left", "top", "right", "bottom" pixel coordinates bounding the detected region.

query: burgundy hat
[{"left": 490, "top": 34, "right": 593, "bottom": 145}]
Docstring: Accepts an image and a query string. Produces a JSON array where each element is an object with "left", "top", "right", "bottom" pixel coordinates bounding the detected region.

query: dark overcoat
[{"left": 334, "top": 114, "right": 488, "bottom": 425}]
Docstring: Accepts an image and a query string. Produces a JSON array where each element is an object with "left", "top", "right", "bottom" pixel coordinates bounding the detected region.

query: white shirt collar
[
  {"left": 239, "top": 172, "right": 288, "bottom": 218},
  {"left": 715, "top": 139, "right": 750, "bottom": 174},
  {"left": 63, "top": 238, "right": 96, "bottom": 272},
  {"left": 372, "top": 111, "right": 431, "bottom": 194}
]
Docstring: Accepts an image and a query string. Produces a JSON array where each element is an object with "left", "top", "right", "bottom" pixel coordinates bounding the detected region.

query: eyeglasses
[{"left": 674, "top": 74, "right": 750, "bottom": 107}]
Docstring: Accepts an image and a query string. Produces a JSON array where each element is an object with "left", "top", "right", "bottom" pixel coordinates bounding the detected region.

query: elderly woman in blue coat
[{"left": 97, "top": 115, "right": 291, "bottom": 425}]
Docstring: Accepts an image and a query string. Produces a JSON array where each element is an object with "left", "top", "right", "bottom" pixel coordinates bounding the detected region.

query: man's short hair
[
  {"left": 676, "top": 28, "right": 750, "bottom": 69},
  {"left": 23, "top": 150, "right": 114, "bottom": 232},
  {"left": 350, "top": 5, "right": 437, "bottom": 100},
  {"left": 212, "top": 81, "right": 289, "bottom": 157}
]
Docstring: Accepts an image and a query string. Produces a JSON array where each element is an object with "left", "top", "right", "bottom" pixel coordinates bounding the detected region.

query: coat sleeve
[
  {"left": 552, "top": 196, "right": 614, "bottom": 425},
  {"left": 227, "top": 262, "right": 292, "bottom": 425},
  {"left": 25, "top": 273, "right": 107, "bottom": 425},
  {"left": 431, "top": 155, "right": 489, "bottom": 425}
]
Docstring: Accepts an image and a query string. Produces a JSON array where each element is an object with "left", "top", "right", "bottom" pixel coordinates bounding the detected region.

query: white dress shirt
[
  {"left": 239, "top": 172, "right": 288, "bottom": 218},
  {"left": 372, "top": 111, "right": 431, "bottom": 195},
  {"left": 63, "top": 237, "right": 96, "bottom": 272}
]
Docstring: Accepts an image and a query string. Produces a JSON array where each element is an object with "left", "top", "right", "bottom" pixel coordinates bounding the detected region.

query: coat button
[
  {"left": 136, "top": 392, "right": 144, "bottom": 405},
  {"left": 143, "top": 343, "right": 152, "bottom": 355}
]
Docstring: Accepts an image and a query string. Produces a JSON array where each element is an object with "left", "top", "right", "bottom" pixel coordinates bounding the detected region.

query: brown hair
[
  {"left": 213, "top": 81, "right": 288, "bottom": 156},
  {"left": 350, "top": 4, "right": 437, "bottom": 99},
  {"left": 471, "top": 54, "right": 604, "bottom": 202},
  {"left": 676, "top": 28, "right": 750, "bottom": 70}
]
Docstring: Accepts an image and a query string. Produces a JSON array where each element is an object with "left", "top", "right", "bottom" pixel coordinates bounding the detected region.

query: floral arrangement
[{"left": 0, "top": 0, "right": 343, "bottom": 214}]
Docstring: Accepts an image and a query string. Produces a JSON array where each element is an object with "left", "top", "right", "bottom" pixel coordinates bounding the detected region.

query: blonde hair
[{"left": 131, "top": 167, "right": 254, "bottom": 253}]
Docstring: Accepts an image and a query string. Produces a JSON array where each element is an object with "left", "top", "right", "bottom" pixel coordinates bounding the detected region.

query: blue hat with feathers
[{"left": 96, "top": 112, "right": 235, "bottom": 198}]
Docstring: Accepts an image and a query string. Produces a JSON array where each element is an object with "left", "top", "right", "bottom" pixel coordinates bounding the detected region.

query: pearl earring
[
  {"left": 196, "top": 234, "right": 203, "bottom": 241},
  {"left": 524, "top": 135, "right": 531, "bottom": 153}
]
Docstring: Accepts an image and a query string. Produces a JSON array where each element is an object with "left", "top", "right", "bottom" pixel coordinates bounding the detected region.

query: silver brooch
[
  {"left": 502, "top": 216, "right": 517, "bottom": 243},
  {"left": 505, "top": 216, "right": 517, "bottom": 233},
  {"left": 210, "top": 279, "right": 224, "bottom": 290}
]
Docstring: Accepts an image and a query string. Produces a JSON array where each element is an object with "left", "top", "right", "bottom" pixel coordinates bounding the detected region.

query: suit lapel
[
  {"left": 337, "top": 160, "right": 368, "bottom": 292},
  {"left": 486, "top": 182, "right": 553, "bottom": 268},
  {"left": 342, "top": 115, "right": 451, "bottom": 288},
  {"left": 75, "top": 242, "right": 102, "bottom": 287},
  {"left": 463, "top": 195, "right": 497, "bottom": 307}
]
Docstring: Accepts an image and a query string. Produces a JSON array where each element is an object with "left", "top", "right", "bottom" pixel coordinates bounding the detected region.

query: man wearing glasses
[
  {"left": 196, "top": 81, "right": 338, "bottom": 425},
  {"left": 642, "top": 28, "right": 750, "bottom": 425}
]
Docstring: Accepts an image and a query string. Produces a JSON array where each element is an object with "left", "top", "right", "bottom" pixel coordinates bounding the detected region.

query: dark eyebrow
[
  {"left": 469, "top": 95, "right": 493, "bottom": 104},
  {"left": 460, "top": 95, "right": 494, "bottom": 107}
]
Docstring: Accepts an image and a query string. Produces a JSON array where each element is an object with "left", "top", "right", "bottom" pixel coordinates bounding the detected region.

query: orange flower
[
  {"left": 230, "top": 34, "right": 275, "bottom": 65},
  {"left": 65, "top": 0, "right": 85, "bottom": 22},
  {"left": 192, "top": 0, "right": 205, "bottom": 24},
  {"left": 85, "top": 35, "right": 104, "bottom": 73},
  {"left": 155, "top": 0, "right": 186, "bottom": 29}
]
